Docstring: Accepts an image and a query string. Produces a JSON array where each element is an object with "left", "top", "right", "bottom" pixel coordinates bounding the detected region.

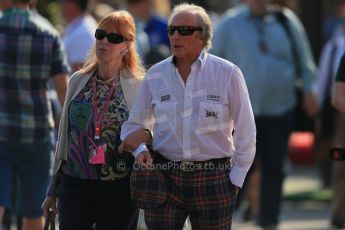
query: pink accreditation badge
[{"left": 88, "top": 137, "right": 106, "bottom": 164}]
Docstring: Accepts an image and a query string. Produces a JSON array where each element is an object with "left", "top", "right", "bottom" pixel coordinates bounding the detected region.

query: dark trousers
[
  {"left": 58, "top": 175, "right": 138, "bottom": 230},
  {"left": 144, "top": 168, "right": 237, "bottom": 230},
  {"left": 249, "top": 111, "right": 293, "bottom": 227}
]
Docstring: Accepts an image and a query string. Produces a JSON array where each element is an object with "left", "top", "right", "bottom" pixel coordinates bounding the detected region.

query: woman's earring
[{"left": 121, "top": 50, "right": 128, "bottom": 56}]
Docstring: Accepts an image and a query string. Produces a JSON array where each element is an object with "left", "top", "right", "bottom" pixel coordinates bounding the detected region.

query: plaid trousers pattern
[{"left": 144, "top": 168, "right": 237, "bottom": 230}]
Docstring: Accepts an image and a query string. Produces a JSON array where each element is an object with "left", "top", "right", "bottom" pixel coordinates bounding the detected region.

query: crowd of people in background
[{"left": 1, "top": 0, "right": 345, "bottom": 230}]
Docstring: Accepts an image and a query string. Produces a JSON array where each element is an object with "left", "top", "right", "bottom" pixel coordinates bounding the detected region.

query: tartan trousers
[{"left": 144, "top": 168, "right": 238, "bottom": 230}]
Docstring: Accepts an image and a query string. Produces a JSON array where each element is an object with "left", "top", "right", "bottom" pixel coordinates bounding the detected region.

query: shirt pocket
[
  {"left": 154, "top": 101, "right": 177, "bottom": 133},
  {"left": 196, "top": 101, "right": 229, "bottom": 134}
]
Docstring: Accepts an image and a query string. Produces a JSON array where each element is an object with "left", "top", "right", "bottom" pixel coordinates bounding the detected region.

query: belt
[{"left": 152, "top": 151, "right": 232, "bottom": 172}]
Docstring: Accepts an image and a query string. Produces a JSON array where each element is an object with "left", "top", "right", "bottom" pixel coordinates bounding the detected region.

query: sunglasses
[
  {"left": 167, "top": 26, "right": 202, "bottom": 36},
  {"left": 95, "top": 29, "right": 127, "bottom": 44}
]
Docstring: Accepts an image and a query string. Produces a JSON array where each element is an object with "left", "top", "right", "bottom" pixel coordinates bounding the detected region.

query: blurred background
[
  {"left": 35, "top": 0, "right": 333, "bottom": 61},
  {"left": 2, "top": 0, "right": 345, "bottom": 229}
]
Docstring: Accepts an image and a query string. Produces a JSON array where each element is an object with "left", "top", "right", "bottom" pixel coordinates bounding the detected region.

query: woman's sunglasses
[
  {"left": 167, "top": 26, "right": 202, "bottom": 36},
  {"left": 95, "top": 29, "right": 127, "bottom": 44}
]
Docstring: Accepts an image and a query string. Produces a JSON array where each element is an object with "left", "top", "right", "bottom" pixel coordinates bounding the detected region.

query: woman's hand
[
  {"left": 135, "top": 151, "right": 153, "bottom": 169},
  {"left": 41, "top": 196, "right": 57, "bottom": 218}
]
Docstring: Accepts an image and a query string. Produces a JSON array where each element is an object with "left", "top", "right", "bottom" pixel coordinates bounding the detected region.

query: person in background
[
  {"left": 125, "top": 0, "right": 170, "bottom": 49},
  {"left": 211, "top": 0, "right": 317, "bottom": 229},
  {"left": 323, "top": 0, "right": 345, "bottom": 43},
  {"left": 332, "top": 53, "right": 345, "bottom": 113},
  {"left": 91, "top": 1, "right": 115, "bottom": 21},
  {"left": 0, "top": 0, "right": 70, "bottom": 229},
  {"left": 315, "top": 16, "right": 345, "bottom": 190},
  {"left": 1, "top": 1, "right": 68, "bottom": 229},
  {"left": 331, "top": 53, "right": 345, "bottom": 229},
  {"left": 120, "top": 3, "right": 256, "bottom": 229},
  {"left": 60, "top": 0, "right": 97, "bottom": 73},
  {"left": 41, "top": 11, "right": 149, "bottom": 230},
  {"left": 29, "top": 0, "right": 64, "bottom": 129},
  {"left": 125, "top": 0, "right": 171, "bottom": 67}
]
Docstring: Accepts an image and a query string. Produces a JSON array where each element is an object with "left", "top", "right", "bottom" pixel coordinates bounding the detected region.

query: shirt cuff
[
  {"left": 133, "top": 142, "right": 149, "bottom": 157},
  {"left": 229, "top": 165, "right": 248, "bottom": 188}
]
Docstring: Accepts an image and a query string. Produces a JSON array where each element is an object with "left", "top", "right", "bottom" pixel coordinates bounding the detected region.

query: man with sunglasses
[{"left": 120, "top": 3, "right": 256, "bottom": 229}]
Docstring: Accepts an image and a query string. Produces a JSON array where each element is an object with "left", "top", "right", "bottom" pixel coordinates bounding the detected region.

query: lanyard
[
  {"left": 88, "top": 136, "right": 98, "bottom": 149},
  {"left": 92, "top": 73, "right": 119, "bottom": 139}
]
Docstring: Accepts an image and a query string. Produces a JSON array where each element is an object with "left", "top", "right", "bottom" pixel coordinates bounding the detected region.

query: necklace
[
  {"left": 103, "top": 74, "right": 119, "bottom": 83},
  {"left": 97, "top": 70, "right": 120, "bottom": 83}
]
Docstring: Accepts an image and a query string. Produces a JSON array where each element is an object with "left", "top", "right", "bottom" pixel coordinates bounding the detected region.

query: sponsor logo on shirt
[
  {"left": 205, "top": 109, "right": 218, "bottom": 118},
  {"left": 161, "top": 95, "right": 170, "bottom": 102},
  {"left": 207, "top": 94, "right": 220, "bottom": 102}
]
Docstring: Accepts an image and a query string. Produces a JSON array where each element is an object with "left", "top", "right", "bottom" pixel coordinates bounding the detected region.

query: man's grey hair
[{"left": 168, "top": 3, "right": 213, "bottom": 51}]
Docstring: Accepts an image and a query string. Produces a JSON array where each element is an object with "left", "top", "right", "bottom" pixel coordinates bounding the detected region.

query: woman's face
[{"left": 95, "top": 27, "right": 128, "bottom": 64}]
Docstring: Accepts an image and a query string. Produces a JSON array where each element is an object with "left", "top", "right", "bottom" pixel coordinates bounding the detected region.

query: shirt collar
[
  {"left": 198, "top": 50, "right": 207, "bottom": 70},
  {"left": 170, "top": 50, "right": 208, "bottom": 70}
]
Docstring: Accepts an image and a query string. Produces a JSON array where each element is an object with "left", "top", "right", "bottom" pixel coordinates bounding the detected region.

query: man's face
[{"left": 168, "top": 11, "right": 203, "bottom": 60}]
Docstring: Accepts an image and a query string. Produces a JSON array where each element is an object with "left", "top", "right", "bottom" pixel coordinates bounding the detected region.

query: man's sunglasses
[
  {"left": 167, "top": 26, "right": 202, "bottom": 36},
  {"left": 95, "top": 29, "right": 127, "bottom": 44}
]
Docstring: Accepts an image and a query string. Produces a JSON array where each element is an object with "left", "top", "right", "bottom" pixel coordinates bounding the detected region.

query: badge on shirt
[
  {"left": 90, "top": 143, "right": 106, "bottom": 164},
  {"left": 88, "top": 137, "right": 106, "bottom": 165},
  {"left": 207, "top": 94, "right": 220, "bottom": 102},
  {"left": 205, "top": 109, "right": 218, "bottom": 119},
  {"left": 161, "top": 95, "right": 170, "bottom": 102}
]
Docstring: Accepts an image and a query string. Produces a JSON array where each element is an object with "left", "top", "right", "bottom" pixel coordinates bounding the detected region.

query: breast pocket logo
[
  {"left": 161, "top": 95, "right": 170, "bottom": 102},
  {"left": 205, "top": 109, "right": 218, "bottom": 119}
]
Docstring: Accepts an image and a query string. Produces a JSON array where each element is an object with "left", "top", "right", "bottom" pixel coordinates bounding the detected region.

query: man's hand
[
  {"left": 136, "top": 151, "right": 153, "bottom": 169},
  {"left": 41, "top": 196, "right": 57, "bottom": 218},
  {"left": 118, "top": 128, "right": 151, "bottom": 153}
]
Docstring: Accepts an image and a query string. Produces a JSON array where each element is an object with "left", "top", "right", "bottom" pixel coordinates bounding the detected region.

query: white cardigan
[{"left": 52, "top": 70, "right": 142, "bottom": 174}]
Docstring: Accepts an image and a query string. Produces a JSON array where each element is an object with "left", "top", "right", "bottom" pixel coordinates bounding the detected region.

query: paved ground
[
  {"left": 232, "top": 201, "right": 331, "bottom": 230},
  {"left": 230, "top": 164, "right": 333, "bottom": 230}
]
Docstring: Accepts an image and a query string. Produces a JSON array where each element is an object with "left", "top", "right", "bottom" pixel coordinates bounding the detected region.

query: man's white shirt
[{"left": 121, "top": 51, "right": 256, "bottom": 187}]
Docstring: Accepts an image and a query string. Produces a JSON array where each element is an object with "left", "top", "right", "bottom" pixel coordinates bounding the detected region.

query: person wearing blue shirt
[
  {"left": 211, "top": 1, "right": 318, "bottom": 229},
  {"left": 144, "top": 14, "right": 170, "bottom": 48},
  {"left": 126, "top": 0, "right": 170, "bottom": 67}
]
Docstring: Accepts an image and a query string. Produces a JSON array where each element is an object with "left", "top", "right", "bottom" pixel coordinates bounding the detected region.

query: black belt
[{"left": 152, "top": 151, "right": 232, "bottom": 172}]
